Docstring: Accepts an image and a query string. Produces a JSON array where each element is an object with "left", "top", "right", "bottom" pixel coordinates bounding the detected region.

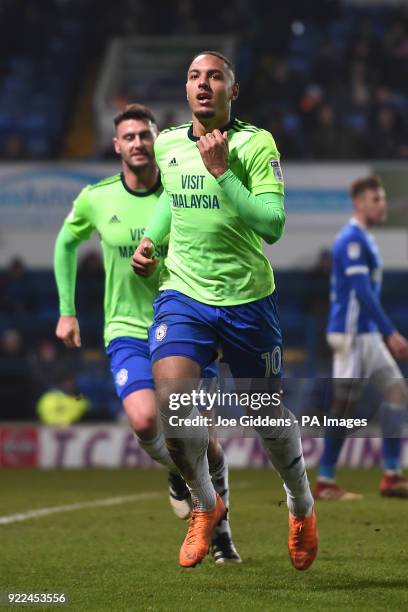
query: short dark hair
[
  {"left": 190, "top": 51, "right": 236, "bottom": 79},
  {"left": 351, "top": 175, "right": 383, "bottom": 199},
  {"left": 113, "top": 103, "right": 157, "bottom": 129}
]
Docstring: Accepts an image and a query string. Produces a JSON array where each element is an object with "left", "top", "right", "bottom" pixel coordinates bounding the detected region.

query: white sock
[
  {"left": 162, "top": 403, "right": 216, "bottom": 511},
  {"left": 258, "top": 406, "right": 313, "bottom": 517},
  {"left": 189, "top": 472, "right": 217, "bottom": 512},
  {"left": 209, "top": 451, "right": 229, "bottom": 508},
  {"left": 317, "top": 475, "right": 336, "bottom": 484},
  {"left": 209, "top": 451, "right": 231, "bottom": 535},
  {"left": 136, "top": 431, "right": 177, "bottom": 473}
]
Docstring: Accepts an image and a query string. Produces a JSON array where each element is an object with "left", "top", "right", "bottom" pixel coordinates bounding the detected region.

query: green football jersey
[
  {"left": 154, "top": 118, "right": 284, "bottom": 306},
  {"left": 65, "top": 173, "right": 165, "bottom": 346}
]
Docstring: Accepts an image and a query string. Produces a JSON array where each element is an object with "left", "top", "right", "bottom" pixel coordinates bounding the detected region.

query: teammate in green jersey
[
  {"left": 133, "top": 52, "right": 318, "bottom": 569},
  {"left": 54, "top": 104, "right": 241, "bottom": 563}
]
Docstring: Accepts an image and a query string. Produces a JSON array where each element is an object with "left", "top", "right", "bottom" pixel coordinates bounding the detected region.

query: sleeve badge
[
  {"left": 270, "top": 160, "right": 283, "bottom": 182},
  {"left": 347, "top": 242, "right": 361, "bottom": 259}
]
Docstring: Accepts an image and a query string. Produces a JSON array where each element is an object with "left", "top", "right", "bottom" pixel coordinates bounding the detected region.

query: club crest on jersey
[
  {"left": 116, "top": 368, "right": 128, "bottom": 387},
  {"left": 347, "top": 242, "right": 361, "bottom": 259},
  {"left": 270, "top": 160, "right": 283, "bottom": 182},
  {"left": 155, "top": 324, "right": 167, "bottom": 341}
]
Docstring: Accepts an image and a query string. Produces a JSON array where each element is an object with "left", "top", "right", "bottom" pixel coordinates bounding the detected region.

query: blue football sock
[
  {"left": 319, "top": 435, "right": 346, "bottom": 480},
  {"left": 382, "top": 438, "right": 402, "bottom": 471},
  {"left": 380, "top": 402, "right": 405, "bottom": 472}
]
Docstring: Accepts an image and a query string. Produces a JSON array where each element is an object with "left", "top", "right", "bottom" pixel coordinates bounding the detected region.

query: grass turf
[{"left": 1, "top": 468, "right": 408, "bottom": 611}]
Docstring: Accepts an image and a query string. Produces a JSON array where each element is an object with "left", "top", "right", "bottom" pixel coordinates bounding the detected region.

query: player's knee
[
  {"left": 155, "top": 381, "right": 187, "bottom": 414},
  {"left": 129, "top": 412, "right": 157, "bottom": 437},
  {"left": 123, "top": 395, "right": 157, "bottom": 436},
  {"left": 384, "top": 381, "right": 408, "bottom": 406},
  {"left": 331, "top": 398, "right": 353, "bottom": 418}
]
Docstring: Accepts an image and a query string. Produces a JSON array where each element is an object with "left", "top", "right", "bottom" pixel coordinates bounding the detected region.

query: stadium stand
[
  {"left": 0, "top": 1, "right": 407, "bottom": 159},
  {"left": 0, "top": 0, "right": 99, "bottom": 159},
  {"left": 94, "top": 0, "right": 408, "bottom": 160}
]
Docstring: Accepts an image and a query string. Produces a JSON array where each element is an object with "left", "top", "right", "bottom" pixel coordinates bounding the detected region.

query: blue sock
[
  {"left": 319, "top": 435, "right": 345, "bottom": 480},
  {"left": 380, "top": 402, "right": 405, "bottom": 472},
  {"left": 382, "top": 438, "right": 402, "bottom": 471}
]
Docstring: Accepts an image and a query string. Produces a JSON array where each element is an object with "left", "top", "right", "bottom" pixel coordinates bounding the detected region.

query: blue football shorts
[
  {"left": 107, "top": 336, "right": 219, "bottom": 401},
  {"left": 149, "top": 290, "right": 283, "bottom": 379}
]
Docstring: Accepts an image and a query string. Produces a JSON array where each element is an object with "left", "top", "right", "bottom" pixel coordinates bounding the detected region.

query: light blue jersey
[{"left": 327, "top": 219, "right": 394, "bottom": 336}]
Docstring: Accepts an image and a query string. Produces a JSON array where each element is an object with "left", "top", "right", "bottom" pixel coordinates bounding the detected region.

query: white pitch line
[
  {"left": 0, "top": 492, "right": 162, "bottom": 526},
  {"left": 0, "top": 479, "right": 252, "bottom": 526}
]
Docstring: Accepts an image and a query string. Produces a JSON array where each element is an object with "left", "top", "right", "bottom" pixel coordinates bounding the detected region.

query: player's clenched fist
[
  {"left": 55, "top": 315, "right": 81, "bottom": 348},
  {"left": 196, "top": 129, "right": 229, "bottom": 178},
  {"left": 132, "top": 237, "right": 158, "bottom": 277}
]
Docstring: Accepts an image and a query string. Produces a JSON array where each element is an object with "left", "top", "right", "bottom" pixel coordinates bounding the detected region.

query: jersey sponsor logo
[
  {"left": 347, "top": 242, "right": 361, "bottom": 260},
  {"left": 270, "top": 160, "right": 283, "bottom": 182},
  {"left": 115, "top": 368, "right": 128, "bottom": 387},
  {"left": 109, "top": 215, "right": 121, "bottom": 223},
  {"left": 172, "top": 193, "right": 220, "bottom": 209},
  {"left": 168, "top": 157, "right": 178, "bottom": 167},
  {"left": 118, "top": 246, "right": 136, "bottom": 258},
  {"left": 118, "top": 244, "right": 167, "bottom": 259},
  {"left": 181, "top": 174, "right": 205, "bottom": 189},
  {"left": 130, "top": 227, "right": 145, "bottom": 241},
  {"left": 155, "top": 323, "right": 167, "bottom": 341}
]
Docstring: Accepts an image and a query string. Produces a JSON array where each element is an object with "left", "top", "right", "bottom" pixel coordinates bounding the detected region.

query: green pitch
[{"left": 1, "top": 468, "right": 407, "bottom": 611}]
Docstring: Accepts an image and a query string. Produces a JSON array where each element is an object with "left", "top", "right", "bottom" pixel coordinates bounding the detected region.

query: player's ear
[
  {"left": 151, "top": 123, "right": 159, "bottom": 140},
  {"left": 113, "top": 136, "right": 120, "bottom": 155},
  {"left": 231, "top": 82, "right": 239, "bottom": 102}
]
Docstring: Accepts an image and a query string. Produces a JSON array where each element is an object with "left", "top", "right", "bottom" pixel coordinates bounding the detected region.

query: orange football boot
[
  {"left": 179, "top": 494, "right": 226, "bottom": 568},
  {"left": 288, "top": 508, "right": 318, "bottom": 571}
]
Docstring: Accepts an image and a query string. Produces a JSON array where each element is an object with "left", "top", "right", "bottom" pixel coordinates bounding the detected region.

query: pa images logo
[
  {"left": 155, "top": 324, "right": 168, "bottom": 341},
  {"left": 116, "top": 368, "right": 128, "bottom": 387}
]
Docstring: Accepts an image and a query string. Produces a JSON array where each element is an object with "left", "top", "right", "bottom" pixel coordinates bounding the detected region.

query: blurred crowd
[
  {"left": 119, "top": 0, "right": 408, "bottom": 159},
  {"left": 2, "top": 0, "right": 408, "bottom": 160},
  {"left": 0, "top": 255, "right": 122, "bottom": 423}
]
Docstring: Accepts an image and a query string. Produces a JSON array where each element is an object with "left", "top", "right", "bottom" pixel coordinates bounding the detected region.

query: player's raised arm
[
  {"left": 54, "top": 187, "right": 94, "bottom": 349},
  {"left": 131, "top": 188, "right": 172, "bottom": 277},
  {"left": 197, "top": 128, "right": 285, "bottom": 244}
]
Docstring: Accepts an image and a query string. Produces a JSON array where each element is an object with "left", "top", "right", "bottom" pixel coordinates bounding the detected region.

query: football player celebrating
[{"left": 133, "top": 52, "right": 317, "bottom": 569}]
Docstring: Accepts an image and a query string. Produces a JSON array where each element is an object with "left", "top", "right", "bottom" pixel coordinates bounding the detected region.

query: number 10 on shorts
[{"left": 261, "top": 347, "right": 282, "bottom": 377}]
